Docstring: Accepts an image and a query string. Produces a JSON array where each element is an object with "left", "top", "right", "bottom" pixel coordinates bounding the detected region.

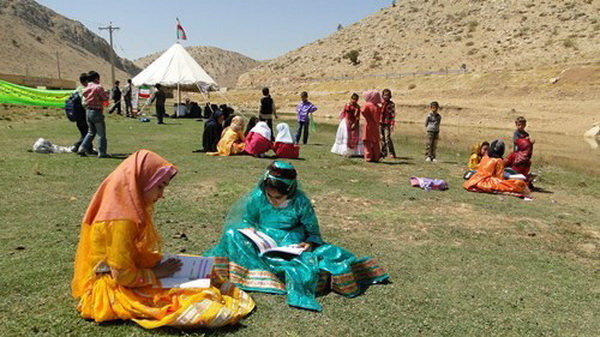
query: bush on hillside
[{"left": 343, "top": 50, "right": 360, "bottom": 65}]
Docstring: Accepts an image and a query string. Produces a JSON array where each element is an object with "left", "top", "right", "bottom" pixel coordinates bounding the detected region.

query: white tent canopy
[{"left": 132, "top": 43, "right": 218, "bottom": 91}]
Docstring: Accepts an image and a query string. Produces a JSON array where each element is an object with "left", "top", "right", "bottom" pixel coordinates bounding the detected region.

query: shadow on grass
[
  {"left": 532, "top": 186, "right": 554, "bottom": 194},
  {"left": 106, "top": 153, "right": 131, "bottom": 160},
  {"left": 380, "top": 161, "right": 414, "bottom": 166},
  {"left": 97, "top": 317, "right": 250, "bottom": 335}
]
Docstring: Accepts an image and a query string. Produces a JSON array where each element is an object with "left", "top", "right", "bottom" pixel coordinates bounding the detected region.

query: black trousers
[
  {"left": 73, "top": 118, "right": 89, "bottom": 149},
  {"left": 156, "top": 104, "right": 165, "bottom": 123},
  {"left": 109, "top": 100, "right": 121, "bottom": 114},
  {"left": 295, "top": 120, "right": 310, "bottom": 144}
]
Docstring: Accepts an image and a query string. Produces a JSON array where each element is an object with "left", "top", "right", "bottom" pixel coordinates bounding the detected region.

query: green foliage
[{"left": 342, "top": 50, "right": 360, "bottom": 65}]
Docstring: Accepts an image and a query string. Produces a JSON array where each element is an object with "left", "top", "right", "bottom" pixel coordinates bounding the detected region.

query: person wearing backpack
[
  {"left": 77, "top": 71, "right": 110, "bottom": 158},
  {"left": 68, "top": 73, "right": 94, "bottom": 154}
]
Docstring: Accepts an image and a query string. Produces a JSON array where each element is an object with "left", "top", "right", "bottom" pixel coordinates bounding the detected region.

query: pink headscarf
[{"left": 364, "top": 90, "right": 382, "bottom": 105}]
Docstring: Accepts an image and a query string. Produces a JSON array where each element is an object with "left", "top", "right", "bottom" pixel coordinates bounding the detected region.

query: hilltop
[
  {"left": 239, "top": 0, "right": 599, "bottom": 86},
  {"left": 135, "top": 46, "right": 259, "bottom": 88},
  {"left": 0, "top": 0, "right": 139, "bottom": 82}
]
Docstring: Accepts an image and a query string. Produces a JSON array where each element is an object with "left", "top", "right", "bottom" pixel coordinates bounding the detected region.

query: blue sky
[{"left": 37, "top": 0, "right": 391, "bottom": 61}]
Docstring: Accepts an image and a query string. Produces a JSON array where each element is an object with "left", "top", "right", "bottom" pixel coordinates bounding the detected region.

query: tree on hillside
[{"left": 343, "top": 50, "right": 360, "bottom": 66}]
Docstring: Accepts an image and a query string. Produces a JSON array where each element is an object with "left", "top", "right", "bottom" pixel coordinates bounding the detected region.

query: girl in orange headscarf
[
  {"left": 72, "top": 150, "right": 254, "bottom": 329},
  {"left": 361, "top": 90, "right": 383, "bottom": 162}
]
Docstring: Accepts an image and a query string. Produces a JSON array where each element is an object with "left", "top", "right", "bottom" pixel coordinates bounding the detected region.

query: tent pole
[{"left": 177, "top": 82, "right": 181, "bottom": 113}]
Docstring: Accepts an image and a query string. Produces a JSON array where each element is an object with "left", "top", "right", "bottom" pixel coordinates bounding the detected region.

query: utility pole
[
  {"left": 56, "top": 50, "right": 61, "bottom": 79},
  {"left": 99, "top": 22, "right": 120, "bottom": 85}
]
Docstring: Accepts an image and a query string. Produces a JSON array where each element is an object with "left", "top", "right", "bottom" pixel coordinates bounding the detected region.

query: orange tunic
[{"left": 463, "top": 156, "right": 530, "bottom": 196}]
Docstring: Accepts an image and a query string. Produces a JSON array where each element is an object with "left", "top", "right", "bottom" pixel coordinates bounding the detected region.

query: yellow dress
[
  {"left": 72, "top": 150, "right": 254, "bottom": 329},
  {"left": 208, "top": 127, "right": 245, "bottom": 156},
  {"left": 467, "top": 143, "right": 483, "bottom": 170},
  {"left": 75, "top": 220, "right": 254, "bottom": 328}
]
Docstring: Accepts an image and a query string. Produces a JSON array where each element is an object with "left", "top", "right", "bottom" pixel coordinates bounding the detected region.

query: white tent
[{"left": 132, "top": 42, "right": 218, "bottom": 91}]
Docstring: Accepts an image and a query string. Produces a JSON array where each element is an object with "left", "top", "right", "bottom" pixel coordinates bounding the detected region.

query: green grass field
[{"left": 0, "top": 110, "right": 598, "bottom": 336}]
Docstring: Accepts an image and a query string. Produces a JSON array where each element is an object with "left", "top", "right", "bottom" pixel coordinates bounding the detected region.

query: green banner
[{"left": 0, "top": 80, "right": 72, "bottom": 108}]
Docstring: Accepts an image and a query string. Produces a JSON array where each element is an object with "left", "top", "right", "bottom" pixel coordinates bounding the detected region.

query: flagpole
[{"left": 176, "top": 18, "right": 181, "bottom": 114}]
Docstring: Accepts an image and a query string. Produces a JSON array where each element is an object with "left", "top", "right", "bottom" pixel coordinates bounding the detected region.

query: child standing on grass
[
  {"left": 425, "top": 101, "right": 442, "bottom": 162},
  {"left": 361, "top": 90, "right": 383, "bottom": 162},
  {"left": 380, "top": 88, "right": 396, "bottom": 158},
  {"left": 259, "top": 87, "right": 277, "bottom": 139},
  {"left": 513, "top": 116, "right": 534, "bottom": 150},
  {"left": 77, "top": 71, "right": 110, "bottom": 158},
  {"left": 295, "top": 91, "right": 317, "bottom": 145}
]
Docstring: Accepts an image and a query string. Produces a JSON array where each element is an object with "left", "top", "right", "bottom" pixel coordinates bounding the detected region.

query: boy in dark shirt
[
  {"left": 150, "top": 83, "right": 166, "bottom": 124},
  {"left": 259, "top": 87, "right": 277, "bottom": 139},
  {"left": 513, "top": 116, "right": 534, "bottom": 150}
]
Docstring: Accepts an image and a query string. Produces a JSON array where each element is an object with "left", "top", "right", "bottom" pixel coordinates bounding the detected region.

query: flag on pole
[{"left": 176, "top": 18, "right": 187, "bottom": 40}]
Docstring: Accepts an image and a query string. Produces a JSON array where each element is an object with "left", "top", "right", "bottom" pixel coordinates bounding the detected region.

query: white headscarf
[
  {"left": 275, "top": 123, "right": 294, "bottom": 144},
  {"left": 249, "top": 121, "right": 272, "bottom": 140}
]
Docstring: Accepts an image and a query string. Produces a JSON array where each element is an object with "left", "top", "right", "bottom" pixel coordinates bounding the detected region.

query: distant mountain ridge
[
  {"left": 134, "top": 46, "right": 260, "bottom": 88},
  {"left": 0, "top": 0, "right": 139, "bottom": 82},
  {"left": 0, "top": 0, "right": 259, "bottom": 88},
  {"left": 238, "top": 0, "right": 600, "bottom": 86}
]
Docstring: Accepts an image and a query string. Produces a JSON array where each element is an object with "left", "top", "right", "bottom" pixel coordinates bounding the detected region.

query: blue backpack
[{"left": 65, "top": 91, "right": 85, "bottom": 122}]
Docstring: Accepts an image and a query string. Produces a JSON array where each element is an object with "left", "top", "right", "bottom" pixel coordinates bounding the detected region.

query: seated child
[
  {"left": 245, "top": 121, "right": 272, "bottom": 157},
  {"left": 273, "top": 123, "right": 300, "bottom": 159},
  {"left": 467, "top": 141, "right": 490, "bottom": 170},
  {"left": 464, "top": 141, "right": 489, "bottom": 180},
  {"left": 463, "top": 139, "right": 530, "bottom": 198},
  {"left": 208, "top": 116, "right": 246, "bottom": 156}
]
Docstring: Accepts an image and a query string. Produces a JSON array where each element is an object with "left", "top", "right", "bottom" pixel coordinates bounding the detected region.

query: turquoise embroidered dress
[{"left": 204, "top": 185, "right": 389, "bottom": 311}]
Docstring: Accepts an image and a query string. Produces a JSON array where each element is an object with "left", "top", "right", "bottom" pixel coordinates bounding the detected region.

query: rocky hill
[
  {"left": 238, "top": 0, "right": 600, "bottom": 86},
  {"left": 135, "top": 46, "right": 259, "bottom": 88},
  {"left": 0, "top": 0, "right": 139, "bottom": 83}
]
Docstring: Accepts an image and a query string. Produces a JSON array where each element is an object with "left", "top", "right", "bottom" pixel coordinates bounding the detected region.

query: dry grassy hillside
[
  {"left": 0, "top": 0, "right": 138, "bottom": 83},
  {"left": 239, "top": 0, "right": 599, "bottom": 86},
  {"left": 135, "top": 46, "right": 259, "bottom": 88}
]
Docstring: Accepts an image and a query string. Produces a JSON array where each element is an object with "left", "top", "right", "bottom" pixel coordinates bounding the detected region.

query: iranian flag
[{"left": 176, "top": 18, "right": 187, "bottom": 40}]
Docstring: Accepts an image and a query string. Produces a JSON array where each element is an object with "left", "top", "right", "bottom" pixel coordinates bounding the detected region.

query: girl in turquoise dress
[{"left": 204, "top": 161, "right": 389, "bottom": 311}]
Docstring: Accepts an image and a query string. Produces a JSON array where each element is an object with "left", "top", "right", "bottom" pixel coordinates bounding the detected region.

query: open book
[
  {"left": 157, "top": 254, "right": 214, "bottom": 289},
  {"left": 238, "top": 228, "right": 307, "bottom": 257}
]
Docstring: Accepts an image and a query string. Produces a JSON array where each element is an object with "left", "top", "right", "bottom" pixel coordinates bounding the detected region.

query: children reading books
[
  {"left": 72, "top": 150, "right": 254, "bottom": 328},
  {"left": 204, "top": 161, "right": 389, "bottom": 311}
]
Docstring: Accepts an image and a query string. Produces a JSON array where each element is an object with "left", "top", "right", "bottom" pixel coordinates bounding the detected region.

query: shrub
[
  {"left": 343, "top": 50, "right": 360, "bottom": 65},
  {"left": 465, "top": 41, "right": 474, "bottom": 46},
  {"left": 408, "top": 83, "right": 416, "bottom": 90},
  {"left": 563, "top": 39, "right": 576, "bottom": 48},
  {"left": 468, "top": 21, "right": 479, "bottom": 32}
]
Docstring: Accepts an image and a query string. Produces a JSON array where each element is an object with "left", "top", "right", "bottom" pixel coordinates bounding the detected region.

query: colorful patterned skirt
[{"left": 204, "top": 229, "right": 389, "bottom": 311}]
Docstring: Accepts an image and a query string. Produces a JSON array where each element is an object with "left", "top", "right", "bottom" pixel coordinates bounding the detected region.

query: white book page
[
  {"left": 238, "top": 228, "right": 278, "bottom": 254},
  {"left": 157, "top": 255, "right": 214, "bottom": 289},
  {"left": 264, "top": 244, "right": 306, "bottom": 256}
]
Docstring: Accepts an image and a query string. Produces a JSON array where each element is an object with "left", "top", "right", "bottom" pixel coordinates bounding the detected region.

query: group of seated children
[
  {"left": 331, "top": 89, "right": 398, "bottom": 162},
  {"left": 202, "top": 112, "right": 300, "bottom": 159},
  {"left": 463, "top": 116, "right": 535, "bottom": 198},
  {"left": 72, "top": 152, "right": 388, "bottom": 329}
]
